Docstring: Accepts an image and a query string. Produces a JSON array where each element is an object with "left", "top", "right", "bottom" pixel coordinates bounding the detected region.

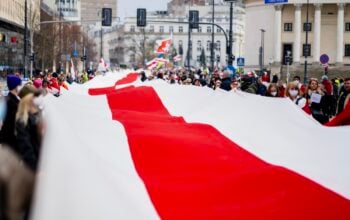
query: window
[
  {"left": 150, "top": 25, "right": 154, "bottom": 33},
  {"left": 159, "top": 26, "right": 164, "bottom": 33},
  {"left": 303, "top": 44, "right": 311, "bottom": 56},
  {"left": 206, "top": 40, "right": 211, "bottom": 51},
  {"left": 130, "top": 54, "right": 135, "bottom": 63},
  {"left": 303, "top": 22, "right": 312, "bottom": 32},
  {"left": 179, "top": 26, "right": 183, "bottom": 33},
  {"left": 130, "top": 25, "right": 135, "bottom": 32},
  {"left": 179, "top": 40, "right": 183, "bottom": 46},
  {"left": 216, "top": 41, "right": 221, "bottom": 51},
  {"left": 169, "top": 26, "right": 174, "bottom": 33},
  {"left": 130, "top": 46, "right": 136, "bottom": 52},
  {"left": 284, "top": 23, "right": 293, "bottom": 32},
  {"left": 197, "top": 40, "right": 202, "bottom": 51},
  {"left": 346, "top": 23, "right": 350, "bottom": 32},
  {"left": 217, "top": 28, "right": 221, "bottom": 33},
  {"left": 197, "top": 56, "right": 201, "bottom": 62},
  {"left": 198, "top": 26, "right": 202, "bottom": 33},
  {"left": 207, "top": 26, "right": 212, "bottom": 33},
  {"left": 216, "top": 55, "right": 221, "bottom": 62},
  {"left": 345, "top": 44, "right": 350, "bottom": 57}
]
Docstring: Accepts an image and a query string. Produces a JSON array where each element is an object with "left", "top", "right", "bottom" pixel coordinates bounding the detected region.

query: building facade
[
  {"left": 80, "top": 0, "right": 117, "bottom": 22},
  {"left": 121, "top": 2, "right": 245, "bottom": 68},
  {"left": 244, "top": 0, "right": 350, "bottom": 69},
  {"left": 0, "top": 0, "right": 40, "bottom": 72},
  {"left": 42, "top": 0, "right": 81, "bottom": 21}
]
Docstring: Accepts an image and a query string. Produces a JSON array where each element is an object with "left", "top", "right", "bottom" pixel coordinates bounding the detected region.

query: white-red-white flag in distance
[
  {"left": 146, "top": 58, "right": 169, "bottom": 70},
  {"left": 32, "top": 72, "right": 350, "bottom": 220},
  {"left": 173, "top": 55, "right": 182, "bottom": 62},
  {"left": 155, "top": 38, "right": 172, "bottom": 54}
]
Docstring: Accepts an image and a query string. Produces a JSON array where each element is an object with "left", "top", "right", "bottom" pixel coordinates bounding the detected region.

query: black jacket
[
  {"left": 220, "top": 77, "right": 232, "bottom": 91},
  {"left": 337, "top": 90, "right": 350, "bottom": 115},
  {"left": 0, "top": 92, "right": 20, "bottom": 152},
  {"left": 15, "top": 112, "right": 42, "bottom": 171}
]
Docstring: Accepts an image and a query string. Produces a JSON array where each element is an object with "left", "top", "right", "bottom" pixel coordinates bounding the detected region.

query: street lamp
[
  {"left": 24, "top": 0, "right": 28, "bottom": 78},
  {"left": 304, "top": 0, "right": 310, "bottom": 84},
  {"left": 223, "top": 0, "right": 238, "bottom": 67},
  {"left": 259, "top": 29, "right": 266, "bottom": 75},
  {"left": 211, "top": 0, "right": 215, "bottom": 72}
]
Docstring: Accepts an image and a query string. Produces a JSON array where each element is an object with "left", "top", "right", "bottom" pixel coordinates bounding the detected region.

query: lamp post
[
  {"left": 304, "top": 0, "right": 309, "bottom": 84},
  {"left": 259, "top": 29, "right": 265, "bottom": 75},
  {"left": 24, "top": 0, "right": 28, "bottom": 78},
  {"left": 211, "top": 0, "right": 215, "bottom": 72},
  {"left": 223, "top": 0, "right": 237, "bottom": 66}
]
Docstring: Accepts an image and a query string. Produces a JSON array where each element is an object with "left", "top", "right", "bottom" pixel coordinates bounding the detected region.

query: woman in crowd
[
  {"left": 230, "top": 80, "right": 239, "bottom": 91},
  {"left": 266, "top": 83, "right": 279, "bottom": 97},
  {"left": 213, "top": 79, "right": 222, "bottom": 90},
  {"left": 286, "top": 82, "right": 310, "bottom": 114},
  {"left": 15, "top": 93, "right": 43, "bottom": 171},
  {"left": 305, "top": 78, "right": 329, "bottom": 124}
]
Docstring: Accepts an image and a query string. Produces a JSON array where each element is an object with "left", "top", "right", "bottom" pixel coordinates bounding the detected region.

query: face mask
[
  {"left": 294, "top": 80, "right": 300, "bottom": 84},
  {"left": 33, "top": 95, "right": 44, "bottom": 110},
  {"left": 271, "top": 91, "right": 277, "bottom": 97},
  {"left": 289, "top": 89, "right": 298, "bottom": 97},
  {"left": 0, "top": 97, "right": 7, "bottom": 121}
]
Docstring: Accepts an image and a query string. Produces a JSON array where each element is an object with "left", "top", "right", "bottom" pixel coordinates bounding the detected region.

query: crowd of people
[{"left": 140, "top": 68, "right": 350, "bottom": 125}]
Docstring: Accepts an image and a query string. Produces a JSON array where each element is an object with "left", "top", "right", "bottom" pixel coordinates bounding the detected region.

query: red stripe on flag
[
  {"left": 98, "top": 85, "right": 350, "bottom": 219},
  {"left": 90, "top": 75, "right": 350, "bottom": 219},
  {"left": 115, "top": 73, "right": 139, "bottom": 86},
  {"left": 326, "top": 103, "right": 350, "bottom": 126},
  {"left": 88, "top": 73, "right": 139, "bottom": 96}
]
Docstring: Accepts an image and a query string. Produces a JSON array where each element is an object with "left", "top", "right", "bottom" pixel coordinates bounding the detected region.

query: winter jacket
[
  {"left": 0, "top": 93, "right": 20, "bottom": 152},
  {"left": 337, "top": 90, "right": 350, "bottom": 115},
  {"left": 220, "top": 77, "right": 231, "bottom": 91},
  {"left": 15, "top": 112, "right": 42, "bottom": 171}
]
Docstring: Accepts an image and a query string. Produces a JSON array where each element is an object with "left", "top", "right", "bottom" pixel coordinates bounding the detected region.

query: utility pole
[
  {"left": 228, "top": 1, "right": 234, "bottom": 66},
  {"left": 259, "top": 29, "right": 265, "bottom": 74},
  {"left": 211, "top": 0, "right": 215, "bottom": 71},
  {"left": 303, "top": 0, "right": 310, "bottom": 84},
  {"left": 100, "top": 24, "right": 103, "bottom": 58},
  {"left": 142, "top": 28, "right": 146, "bottom": 69},
  {"left": 187, "top": 21, "right": 191, "bottom": 68},
  {"left": 24, "top": 0, "right": 28, "bottom": 78}
]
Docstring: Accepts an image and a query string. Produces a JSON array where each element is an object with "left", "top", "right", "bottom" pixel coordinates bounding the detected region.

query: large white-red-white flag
[{"left": 32, "top": 72, "right": 350, "bottom": 220}]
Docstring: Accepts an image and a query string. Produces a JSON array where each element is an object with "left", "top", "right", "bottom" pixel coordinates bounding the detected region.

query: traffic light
[
  {"left": 137, "top": 8, "right": 147, "bottom": 27},
  {"left": 189, "top": 10, "right": 199, "bottom": 29},
  {"left": 81, "top": 55, "right": 87, "bottom": 61},
  {"left": 102, "top": 8, "right": 112, "bottom": 26},
  {"left": 30, "top": 53, "right": 35, "bottom": 62}
]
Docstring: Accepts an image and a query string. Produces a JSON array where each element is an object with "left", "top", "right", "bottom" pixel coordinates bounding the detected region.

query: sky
[{"left": 118, "top": 0, "right": 169, "bottom": 19}]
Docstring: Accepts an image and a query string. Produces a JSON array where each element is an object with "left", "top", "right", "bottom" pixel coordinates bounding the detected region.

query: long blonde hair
[{"left": 16, "top": 94, "right": 34, "bottom": 126}]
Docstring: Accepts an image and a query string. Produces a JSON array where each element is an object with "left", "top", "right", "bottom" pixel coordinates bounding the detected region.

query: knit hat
[
  {"left": 7, "top": 75, "right": 22, "bottom": 91},
  {"left": 33, "top": 79, "right": 43, "bottom": 89}
]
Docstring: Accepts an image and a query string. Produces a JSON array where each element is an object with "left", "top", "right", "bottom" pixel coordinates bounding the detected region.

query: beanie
[{"left": 7, "top": 75, "right": 22, "bottom": 91}]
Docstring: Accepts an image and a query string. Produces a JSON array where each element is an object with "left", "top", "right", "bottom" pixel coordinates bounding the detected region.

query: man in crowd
[
  {"left": 0, "top": 75, "right": 22, "bottom": 152},
  {"left": 337, "top": 78, "right": 350, "bottom": 115}
]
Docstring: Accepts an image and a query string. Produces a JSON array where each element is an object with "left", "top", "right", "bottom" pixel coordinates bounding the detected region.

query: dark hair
[{"left": 293, "top": 75, "right": 301, "bottom": 81}]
